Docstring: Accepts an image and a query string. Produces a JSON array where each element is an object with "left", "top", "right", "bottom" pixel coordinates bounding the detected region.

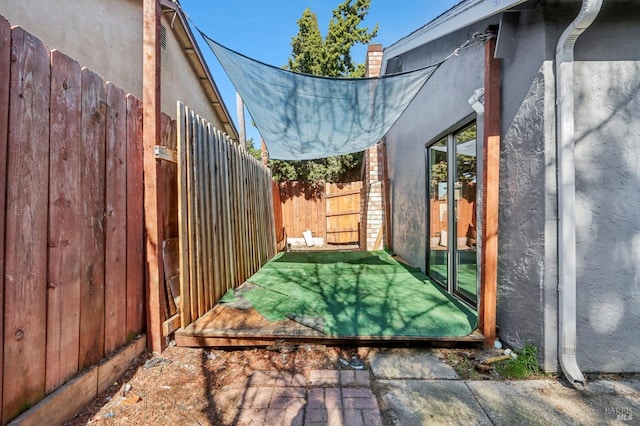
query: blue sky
[{"left": 179, "top": 0, "right": 460, "bottom": 144}]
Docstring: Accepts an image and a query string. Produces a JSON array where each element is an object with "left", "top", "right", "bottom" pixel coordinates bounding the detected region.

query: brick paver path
[{"left": 235, "top": 370, "right": 383, "bottom": 426}]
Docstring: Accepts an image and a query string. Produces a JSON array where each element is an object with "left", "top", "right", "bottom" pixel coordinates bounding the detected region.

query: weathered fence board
[
  {"left": 278, "top": 181, "right": 362, "bottom": 245},
  {"left": 326, "top": 182, "right": 362, "bottom": 244},
  {"left": 104, "top": 83, "right": 128, "bottom": 354},
  {"left": 160, "top": 114, "right": 178, "bottom": 239},
  {"left": 272, "top": 180, "right": 285, "bottom": 250},
  {"left": 126, "top": 95, "right": 145, "bottom": 339},
  {"left": 0, "top": 21, "right": 171, "bottom": 423},
  {"left": 79, "top": 67, "right": 107, "bottom": 369},
  {"left": 177, "top": 103, "right": 192, "bottom": 327},
  {"left": 178, "top": 104, "right": 276, "bottom": 329},
  {"left": 46, "top": 49, "right": 83, "bottom": 393},
  {"left": 0, "top": 16, "right": 11, "bottom": 419},
  {"left": 3, "top": 27, "right": 51, "bottom": 423}
]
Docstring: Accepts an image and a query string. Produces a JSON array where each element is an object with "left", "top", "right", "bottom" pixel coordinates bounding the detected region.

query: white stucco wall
[
  {"left": 0, "top": 0, "right": 143, "bottom": 97},
  {"left": 160, "top": 14, "right": 221, "bottom": 126},
  {"left": 0, "top": 0, "right": 228, "bottom": 127}
]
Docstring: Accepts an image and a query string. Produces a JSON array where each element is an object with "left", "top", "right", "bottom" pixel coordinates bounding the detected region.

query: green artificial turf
[
  {"left": 238, "top": 250, "right": 477, "bottom": 337},
  {"left": 429, "top": 263, "right": 477, "bottom": 303}
]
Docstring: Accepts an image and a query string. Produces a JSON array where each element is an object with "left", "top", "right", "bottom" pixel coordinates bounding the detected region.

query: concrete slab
[
  {"left": 467, "top": 379, "right": 640, "bottom": 425},
  {"left": 377, "top": 380, "right": 491, "bottom": 426},
  {"left": 369, "top": 349, "right": 459, "bottom": 379}
]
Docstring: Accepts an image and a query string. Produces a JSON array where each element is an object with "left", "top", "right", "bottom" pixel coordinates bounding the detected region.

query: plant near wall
[{"left": 495, "top": 343, "right": 542, "bottom": 379}]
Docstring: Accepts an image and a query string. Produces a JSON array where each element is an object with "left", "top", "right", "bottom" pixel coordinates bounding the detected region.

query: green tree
[
  {"left": 324, "top": 0, "right": 379, "bottom": 77},
  {"left": 245, "top": 138, "right": 261, "bottom": 161},
  {"left": 286, "top": 9, "right": 324, "bottom": 76},
  {"left": 270, "top": 0, "right": 378, "bottom": 184}
]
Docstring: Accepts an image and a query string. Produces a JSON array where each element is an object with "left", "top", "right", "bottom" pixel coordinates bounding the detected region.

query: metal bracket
[{"left": 154, "top": 145, "right": 178, "bottom": 163}]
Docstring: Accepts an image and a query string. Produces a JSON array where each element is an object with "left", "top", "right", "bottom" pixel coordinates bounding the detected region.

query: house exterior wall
[
  {"left": 571, "top": 2, "right": 640, "bottom": 372},
  {"left": 159, "top": 14, "right": 223, "bottom": 126},
  {"left": 496, "top": 7, "right": 556, "bottom": 371},
  {"left": 384, "top": 19, "right": 495, "bottom": 270},
  {"left": 385, "top": 0, "right": 640, "bottom": 373},
  {"left": 0, "top": 0, "right": 224, "bottom": 126},
  {"left": 491, "top": 0, "right": 640, "bottom": 374},
  {"left": 0, "top": 0, "right": 143, "bottom": 97}
]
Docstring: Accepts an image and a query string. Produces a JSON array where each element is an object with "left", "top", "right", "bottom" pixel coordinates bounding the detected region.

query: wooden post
[
  {"left": 236, "top": 92, "right": 246, "bottom": 149},
  {"left": 480, "top": 31, "right": 500, "bottom": 347},
  {"left": 143, "top": 0, "right": 166, "bottom": 353},
  {"left": 0, "top": 17, "right": 11, "bottom": 421},
  {"left": 261, "top": 139, "right": 268, "bottom": 166}
]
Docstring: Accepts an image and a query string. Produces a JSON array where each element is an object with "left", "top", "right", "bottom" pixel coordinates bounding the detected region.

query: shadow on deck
[{"left": 175, "top": 251, "right": 484, "bottom": 347}]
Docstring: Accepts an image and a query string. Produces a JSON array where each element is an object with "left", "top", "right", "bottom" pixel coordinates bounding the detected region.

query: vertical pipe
[{"left": 555, "top": 0, "right": 603, "bottom": 387}]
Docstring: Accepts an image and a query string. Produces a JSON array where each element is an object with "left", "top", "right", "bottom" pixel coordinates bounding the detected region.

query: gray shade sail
[{"left": 200, "top": 31, "right": 438, "bottom": 160}]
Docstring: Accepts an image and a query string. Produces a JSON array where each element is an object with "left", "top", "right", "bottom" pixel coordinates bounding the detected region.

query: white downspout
[{"left": 555, "top": 0, "right": 603, "bottom": 387}]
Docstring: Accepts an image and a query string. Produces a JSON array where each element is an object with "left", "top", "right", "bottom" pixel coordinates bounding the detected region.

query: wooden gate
[
  {"left": 279, "top": 181, "right": 362, "bottom": 245},
  {"left": 325, "top": 182, "right": 362, "bottom": 244}
]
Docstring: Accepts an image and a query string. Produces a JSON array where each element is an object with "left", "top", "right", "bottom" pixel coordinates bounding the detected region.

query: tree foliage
[
  {"left": 269, "top": 0, "right": 378, "bottom": 183},
  {"left": 286, "top": 9, "right": 324, "bottom": 76}
]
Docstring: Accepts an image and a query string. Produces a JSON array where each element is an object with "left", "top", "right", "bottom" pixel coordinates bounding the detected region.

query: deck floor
[
  {"left": 175, "top": 251, "right": 484, "bottom": 347},
  {"left": 175, "top": 303, "right": 484, "bottom": 347}
]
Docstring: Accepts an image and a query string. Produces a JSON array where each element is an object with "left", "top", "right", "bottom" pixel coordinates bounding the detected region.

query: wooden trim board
[
  {"left": 479, "top": 31, "right": 500, "bottom": 347},
  {"left": 8, "top": 335, "right": 146, "bottom": 426},
  {"left": 163, "top": 314, "right": 181, "bottom": 337},
  {"left": 175, "top": 333, "right": 485, "bottom": 348}
]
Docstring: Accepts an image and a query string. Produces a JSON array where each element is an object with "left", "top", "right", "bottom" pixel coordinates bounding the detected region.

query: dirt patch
[
  {"left": 65, "top": 343, "right": 373, "bottom": 425},
  {"left": 439, "top": 347, "right": 557, "bottom": 380},
  {"left": 65, "top": 343, "right": 559, "bottom": 425}
]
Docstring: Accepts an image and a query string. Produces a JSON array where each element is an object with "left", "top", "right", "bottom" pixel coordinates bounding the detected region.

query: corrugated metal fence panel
[{"left": 178, "top": 103, "right": 276, "bottom": 329}]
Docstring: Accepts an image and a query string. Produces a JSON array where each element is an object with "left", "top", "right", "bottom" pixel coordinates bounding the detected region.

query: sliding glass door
[{"left": 427, "top": 122, "right": 478, "bottom": 307}]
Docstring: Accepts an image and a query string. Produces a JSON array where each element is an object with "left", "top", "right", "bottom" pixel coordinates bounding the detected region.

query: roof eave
[
  {"left": 160, "top": 0, "right": 239, "bottom": 140},
  {"left": 381, "top": 0, "right": 528, "bottom": 74}
]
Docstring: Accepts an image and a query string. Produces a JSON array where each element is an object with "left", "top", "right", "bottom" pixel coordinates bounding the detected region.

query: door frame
[{"left": 425, "top": 117, "right": 478, "bottom": 308}]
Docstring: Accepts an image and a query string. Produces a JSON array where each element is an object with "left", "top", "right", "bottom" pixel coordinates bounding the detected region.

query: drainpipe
[{"left": 555, "top": 0, "right": 603, "bottom": 387}]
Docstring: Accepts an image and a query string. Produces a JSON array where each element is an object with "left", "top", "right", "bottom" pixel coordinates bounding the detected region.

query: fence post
[{"left": 143, "top": 0, "right": 166, "bottom": 353}]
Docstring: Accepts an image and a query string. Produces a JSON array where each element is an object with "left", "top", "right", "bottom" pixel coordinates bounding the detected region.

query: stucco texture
[
  {"left": 573, "top": 60, "right": 640, "bottom": 372},
  {"left": 0, "top": 1, "right": 225, "bottom": 126},
  {"left": 496, "top": 8, "right": 556, "bottom": 370},
  {"left": 385, "top": 1, "right": 640, "bottom": 373},
  {"left": 385, "top": 22, "right": 492, "bottom": 270}
]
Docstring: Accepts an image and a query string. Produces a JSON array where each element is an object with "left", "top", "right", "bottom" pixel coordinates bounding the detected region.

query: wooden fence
[
  {"left": 279, "top": 182, "right": 326, "bottom": 241},
  {"left": 326, "top": 182, "right": 362, "bottom": 244},
  {"left": 278, "top": 181, "right": 362, "bottom": 245},
  {"left": 0, "top": 22, "right": 154, "bottom": 423},
  {"left": 272, "top": 180, "right": 286, "bottom": 250},
  {"left": 178, "top": 103, "right": 276, "bottom": 328}
]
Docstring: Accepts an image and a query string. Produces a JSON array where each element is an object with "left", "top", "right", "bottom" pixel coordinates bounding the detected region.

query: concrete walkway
[
  {"left": 231, "top": 349, "right": 640, "bottom": 425},
  {"left": 371, "top": 349, "right": 640, "bottom": 426}
]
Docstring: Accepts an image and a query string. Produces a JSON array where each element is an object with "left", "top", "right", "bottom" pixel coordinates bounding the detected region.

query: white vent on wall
[{"left": 160, "top": 24, "right": 167, "bottom": 52}]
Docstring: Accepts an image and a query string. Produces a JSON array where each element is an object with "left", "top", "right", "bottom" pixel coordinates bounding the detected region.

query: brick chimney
[
  {"left": 365, "top": 44, "right": 383, "bottom": 78},
  {"left": 360, "top": 44, "right": 387, "bottom": 251}
]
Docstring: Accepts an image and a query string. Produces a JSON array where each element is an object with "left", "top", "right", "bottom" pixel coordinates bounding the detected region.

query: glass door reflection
[
  {"left": 426, "top": 122, "right": 477, "bottom": 307},
  {"left": 428, "top": 138, "right": 449, "bottom": 289},
  {"left": 454, "top": 123, "right": 477, "bottom": 305}
]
